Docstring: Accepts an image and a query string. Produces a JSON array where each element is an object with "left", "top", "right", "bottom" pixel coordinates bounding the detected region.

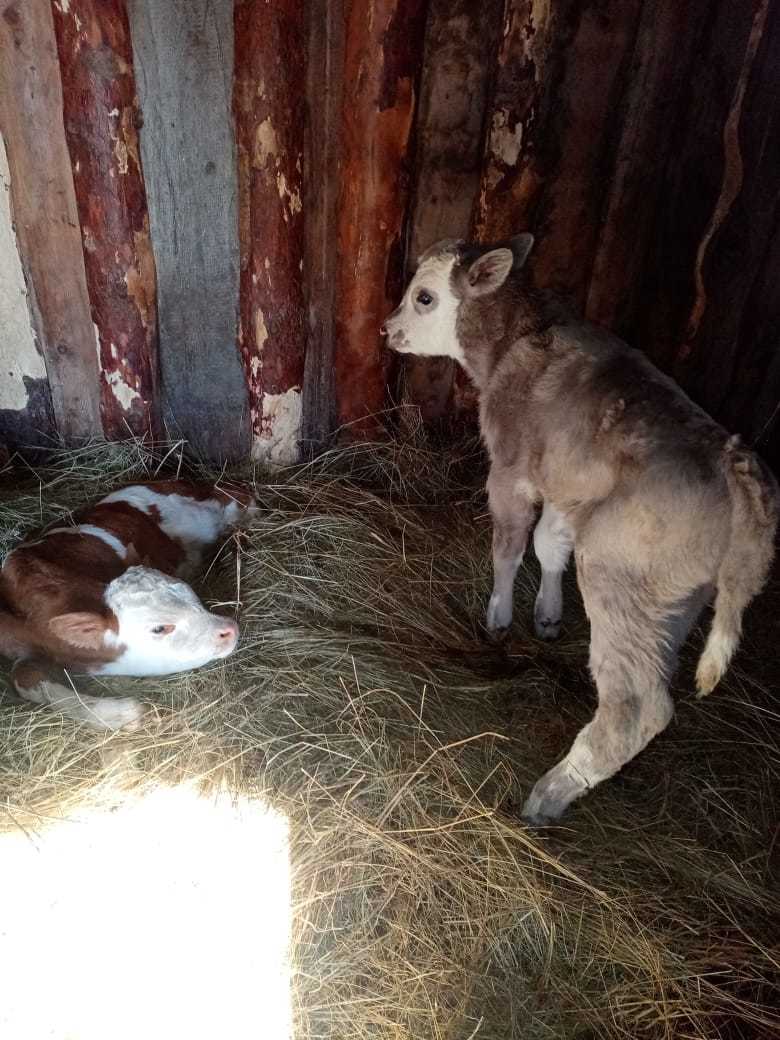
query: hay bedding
[{"left": 0, "top": 437, "right": 778, "bottom": 1040}]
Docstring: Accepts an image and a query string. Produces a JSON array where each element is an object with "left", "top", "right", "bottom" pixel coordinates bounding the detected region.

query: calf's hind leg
[
  {"left": 12, "top": 658, "right": 144, "bottom": 731},
  {"left": 521, "top": 568, "right": 697, "bottom": 822},
  {"left": 532, "top": 503, "right": 574, "bottom": 640}
]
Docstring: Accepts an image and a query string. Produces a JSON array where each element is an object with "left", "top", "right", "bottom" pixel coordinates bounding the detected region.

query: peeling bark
[
  {"left": 302, "top": 0, "right": 344, "bottom": 453},
  {"left": 52, "top": 0, "right": 160, "bottom": 441},
  {"left": 333, "top": 0, "right": 429, "bottom": 436},
  {"left": 473, "top": 0, "right": 642, "bottom": 307},
  {"left": 234, "top": 0, "right": 305, "bottom": 466}
]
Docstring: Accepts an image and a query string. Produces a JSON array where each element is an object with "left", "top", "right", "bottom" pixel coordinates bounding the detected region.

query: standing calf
[
  {"left": 0, "top": 480, "right": 257, "bottom": 730},
  {"left": 383, "top": 234, "right": 778, "bottom": 822}
]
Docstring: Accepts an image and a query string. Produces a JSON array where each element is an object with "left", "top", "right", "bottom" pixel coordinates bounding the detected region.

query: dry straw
[{"left": 0, "top": 433, "right": 777, "bottom": 1039}]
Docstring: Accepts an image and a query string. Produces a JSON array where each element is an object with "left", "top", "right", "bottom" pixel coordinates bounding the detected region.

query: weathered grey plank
[
  {"left": 0, "top": 0, "right": 102, "bottom": 446},
  {"left": 127, "top": 0, "right": 250, "bottom": 462}
]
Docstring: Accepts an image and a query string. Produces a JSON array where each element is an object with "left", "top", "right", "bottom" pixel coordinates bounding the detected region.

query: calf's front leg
[
  {"left": 12, "top": 658, "right": 144, "bottom": 732},
  {"left": 485, "top": 468, "right": 536, "bottom": 637}
]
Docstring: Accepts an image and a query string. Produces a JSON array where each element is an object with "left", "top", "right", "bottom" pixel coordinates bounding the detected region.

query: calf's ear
[
  {"left": 510, "top": 232, "right": 535, "bottom": 268},
  {"left": 49, "top": 611, "right": 109, "bottom": 650},
  {"left": 465, "top": 248, "right": 514, "bottom": 297}
]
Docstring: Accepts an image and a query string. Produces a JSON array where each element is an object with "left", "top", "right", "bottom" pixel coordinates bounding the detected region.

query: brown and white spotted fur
[
  {"left": 383, "top": 234, "right": 778, "bottom": 823},
  {"left": 0, "top": 480, "right": 258, "bottom": 731}
]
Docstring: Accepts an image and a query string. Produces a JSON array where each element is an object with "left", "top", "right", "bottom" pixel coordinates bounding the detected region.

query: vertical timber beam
[
  {"left": 0, "top": 133, "right": 54, "bottom": 454},
  {"left": 473, "top": 0, "right": 641, "bottom": 306},
  {"left": 585, "top": 0, "right": 715, "bottom": 337},
  {"left": 333, "top": 0, "right": 429, "bottom": 436},
  {"left": 234, "top": 0, "right": 305, "bottom": 466},
  {"left": 126, "top": 0, "right": 250, "bottom": 463},
  {"left": 403, "top": 0, "right": 503, "bottom": 424},
  {"left": 0, "top": 0, "right": 103, "bottom": 444},
  {"left": 52, "top": 0, "right": 160, "bottom": 441},
  {"left": 301, "top": 0, "right": 344, "bottom": 453}
]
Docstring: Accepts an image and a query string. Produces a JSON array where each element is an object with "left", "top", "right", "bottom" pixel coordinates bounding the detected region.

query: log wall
[{"left": 0, "top": 0, "right": 778, "bottom": 472}]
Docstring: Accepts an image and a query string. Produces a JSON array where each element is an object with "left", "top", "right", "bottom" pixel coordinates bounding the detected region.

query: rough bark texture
[
  {"left": 0, "top": 0, "right": 103, "bottom": 444},
  {"left": 333, "top": 0, "right": 429, "bottom": 435},
  {"left": 301, "top": 0, "right": 344, "bottom": 453},
  {"left": 585, "top": 0, "right": 715, "bottom": 336},
  {"left": 403, "top": 0, "right": 503, "bottom": 423},
  {"left": 474, "top": 0, "right": 642, "bottom": 306},
  {"left": 52, "top": 0, "right": 159, "bottom": 442},
  {"left": 234, "top": 0, "right": 305, "bottom": 466},
  {"left": 126, "top": 0, "right": 250, "bottom": 463}
]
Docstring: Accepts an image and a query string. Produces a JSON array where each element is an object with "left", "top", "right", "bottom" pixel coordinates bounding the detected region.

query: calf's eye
[
  {"left": 150, "top": 623, "right": 176, "bottom": 636},
  {"left": 416, "top": 290, "right": 433, "bottom": 306}
]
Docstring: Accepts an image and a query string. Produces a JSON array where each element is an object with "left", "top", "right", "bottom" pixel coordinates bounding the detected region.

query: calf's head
[
  {"left": 49, "top": 566, "right": 239, "bottom": 676},
  {"left": 381, "top": 233, "right": 534, "bottom": 359}
]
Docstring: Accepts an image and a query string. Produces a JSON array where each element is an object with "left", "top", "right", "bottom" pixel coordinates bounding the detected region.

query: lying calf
[
  {"left": 0, "top": 480, "right": 257, "bottom": 730},
  {"left": 383, "top": 234, "right": 778, "bottom": 822}
]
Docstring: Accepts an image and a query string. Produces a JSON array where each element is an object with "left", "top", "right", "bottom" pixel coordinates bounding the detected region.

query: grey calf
[{"left": 383, "top": 234, "right": 778, "bottom": 822}]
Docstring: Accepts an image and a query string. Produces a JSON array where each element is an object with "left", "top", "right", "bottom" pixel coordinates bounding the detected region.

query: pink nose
[
  {"left": 217, "top": 620, "right": 239, "bottom": 646},
  {"left": 379, "top": 322, "right": 388, "bottom": 335}
]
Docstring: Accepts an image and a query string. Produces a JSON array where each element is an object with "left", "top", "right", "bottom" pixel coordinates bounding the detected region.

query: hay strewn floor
[{"left": 1, "top": 438, "right": 778, "bottom": 1039}]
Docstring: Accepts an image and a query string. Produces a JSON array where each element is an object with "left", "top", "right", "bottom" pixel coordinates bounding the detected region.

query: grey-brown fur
[{"left": 383, "top": 236, "right": 778, "bottom": 823}]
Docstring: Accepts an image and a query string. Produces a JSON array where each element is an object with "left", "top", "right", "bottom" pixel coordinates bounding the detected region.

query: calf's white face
[
  {"left": 99, "top": 566, "right": 239, "bottom": 677},
  {"left": 381, "top": 237, "right": 532, "bottom": 361},
  {"left": 382, "top": 253, "right": 463, "bottom": 361}
]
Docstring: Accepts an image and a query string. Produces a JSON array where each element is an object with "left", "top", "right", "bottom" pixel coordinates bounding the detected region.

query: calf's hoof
[
  {"left": 521, "top": 761, "right": 588, "bottom": 824},
  {"left": 533, "top": 600, "right": 561, "bottom": 641},
  {"left": 486, "top": 594, "right": 512, "bottom": 641}
]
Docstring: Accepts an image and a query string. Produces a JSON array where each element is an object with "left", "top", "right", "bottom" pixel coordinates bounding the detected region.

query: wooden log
[
  {"left": 301, "top": 0, "right": 344, "bottom": 453},
  {"left": 0, "top": 0, "right": 103, "bottom": 444},
  {"left": 725, "top": 197, "right": 780, "bottom": 474},
  {"left": 333, "top": 0, "right": 429, "bottom": 436},
  {"left": 0, "top": 131, "right": 54, "bottom": 454},
  {"left": 585, "top": 0, "right": 713, "bottom": 336},
  {"left": 126, "top": 0, "right": 250, "bottom": 463},
  {"left": 403, "top": 0, "right": 503, "bottom": 423},
  {"left": 472, "top": 0, "right": 642, "bottom": 308},
  {"left": 673, "top": 0, "right": 778, "bottom": 420},
  {"left": 52, "top": 0, "right": 160, "bottom": 442},
  {"left": 234, "top": 0, "right": 305, "bottom": 466}
]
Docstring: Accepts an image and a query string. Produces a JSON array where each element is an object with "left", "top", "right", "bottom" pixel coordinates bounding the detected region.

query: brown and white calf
[
  {"left": 0, "top": 480, "right": 257, "bottom": 731},
  {"left": 383, "top": 234, "right": 778, "bottom": 823}
]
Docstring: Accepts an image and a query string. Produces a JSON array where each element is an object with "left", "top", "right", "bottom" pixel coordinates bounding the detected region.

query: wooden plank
[
  {"left": 0, "top": 131, "right": 54, "bottom": 454},
  {"left": 631, "top": 0, "right": 771, "bottom": 377},
  {"left": 585, "top": 0, "right": 715, "bottom": 336},
  {"left": 52, "top": 0, "right": 160, "bottom": 442},
  {"left": 333, "top": 0, "right": 429, "bottom": 436},
  {"left": 234, "top": 0, "right": 305, "bottom": 466},
  {"left": 472, "top": 0, "right": 642, "bottom": 308},
  {"left": 403, "top": 0, "right": 503, "bottom": 423},
  {"left": 126, "top": 0, "right": 250, "bottom": 463},
  {"left": 0, "top": 0, "right": 103, "bottom": 444},
  {"left": 672, "top": 0, "right": 778, "bottom": 420},
  {"left": 301, "top": 0, "right": 344, "bottom": 453},
  {"left": 725, "top": 197, "right": 780, "bottom": 475}
]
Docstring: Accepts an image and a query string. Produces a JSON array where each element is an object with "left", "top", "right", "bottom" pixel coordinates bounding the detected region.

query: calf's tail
[{"left": 696, "top": 437, "right": 779, "bottom": 697}]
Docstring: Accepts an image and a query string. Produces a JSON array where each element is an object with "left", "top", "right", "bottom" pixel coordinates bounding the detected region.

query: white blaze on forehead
[
  {"left": 99, "top": 566, "right": 237, "bottom": 677},
  {"left": 392, "top": 254, "right": 464, "bottom": 361}
]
